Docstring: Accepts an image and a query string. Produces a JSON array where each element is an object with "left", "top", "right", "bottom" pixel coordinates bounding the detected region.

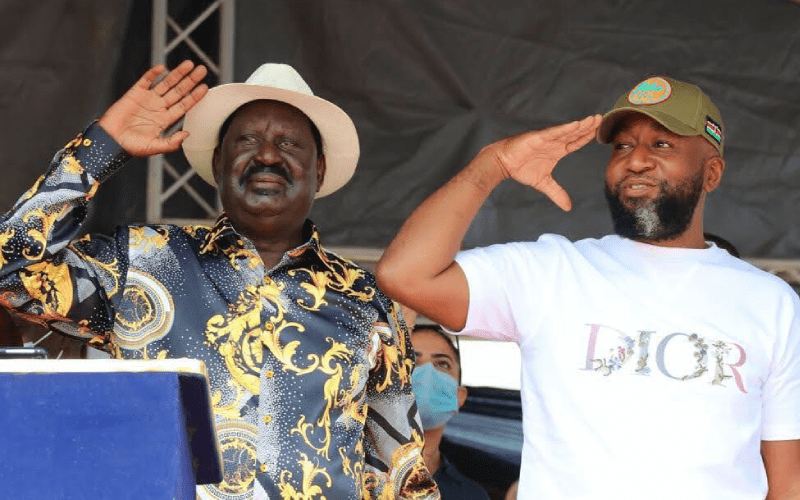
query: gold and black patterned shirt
[{"left": 0, "top": 124, "right": 439, "bottom": 500}]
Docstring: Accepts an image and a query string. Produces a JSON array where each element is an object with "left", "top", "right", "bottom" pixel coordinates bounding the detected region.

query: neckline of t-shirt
[{"left": 601, "top": 234, "right": 728, "bottom": 263}]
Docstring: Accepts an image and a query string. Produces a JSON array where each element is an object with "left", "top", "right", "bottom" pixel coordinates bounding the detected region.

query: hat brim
[
  {"left": 596, "top": 107, "right": 699, "bottom": 144},
  {"left": 181, "top": 83, "right": 359, "bottom": 198}
]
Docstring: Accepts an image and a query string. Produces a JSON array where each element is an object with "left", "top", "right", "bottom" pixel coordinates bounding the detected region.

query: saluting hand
[
  {"left": 97, "top": 60, "right": 208, "bottom": 157},
  {"left": 486, "top": 115, "right": 602, "bottom": 211}
]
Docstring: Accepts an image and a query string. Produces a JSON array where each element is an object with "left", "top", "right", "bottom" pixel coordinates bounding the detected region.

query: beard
[{"left": 604, "top": 169, "right": 704, "bottom": 242}]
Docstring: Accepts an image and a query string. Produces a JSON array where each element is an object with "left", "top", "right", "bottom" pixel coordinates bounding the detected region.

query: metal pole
[
  {"left": 147, "top": 0, "right": 169, "bottom": 222},
  {"left": 217, "top": 0, "right": 236, "bottom": 213},
  {"left": 220, "top": 0, "right": 235, "bottom": 84}
]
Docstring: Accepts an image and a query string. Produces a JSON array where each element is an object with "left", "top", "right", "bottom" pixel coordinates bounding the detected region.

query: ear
[
  {"left": 315, "top": 155, "right": 327, "bottom": 193},
  {"left": 457, "top": 385, "right": 468, "bottom": 409},
  {"left": 212, "top": 145, "right": 223, "bottom": 186},
  {"left": 703, "top": 155, "right": 726, "bottom": 193}
]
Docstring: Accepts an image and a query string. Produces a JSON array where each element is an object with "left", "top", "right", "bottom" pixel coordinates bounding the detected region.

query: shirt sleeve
[
  {"left": 0, "top": 123, "right": 131, "bottom": 349},
  {"left": 451, "top": 242, "right": 533, "bottom": 342},
  {"left": 361, "top": 287, "right": 440, "bottom": 499},
  {"left": 761, "top": 289, "right": 800, "bottom": 440},
  {"left": 450, "top": 237, "right": 567, "bottom": 343}
]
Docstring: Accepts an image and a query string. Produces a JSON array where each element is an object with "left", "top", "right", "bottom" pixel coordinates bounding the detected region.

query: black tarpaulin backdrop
[{"left": 2, "top": 0, "right": 800, "bottom": 258}]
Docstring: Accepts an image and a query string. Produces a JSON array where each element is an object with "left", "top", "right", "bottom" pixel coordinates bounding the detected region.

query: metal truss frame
[{"left": 147, "top": 0, "right": 235, "bottom": 225}]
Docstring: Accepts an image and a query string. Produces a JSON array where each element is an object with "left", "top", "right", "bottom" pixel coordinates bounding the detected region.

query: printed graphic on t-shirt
[{"left": 580, "top": 323, "right": 748, "bottom": 393}]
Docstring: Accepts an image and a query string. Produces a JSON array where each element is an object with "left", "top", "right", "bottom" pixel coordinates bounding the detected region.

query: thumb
[
  {"left": 535, "top": 176, "right": 572, "bottom": 211},
  {"left": 162, "top": 130, "right": 190, "bottom": 152}
]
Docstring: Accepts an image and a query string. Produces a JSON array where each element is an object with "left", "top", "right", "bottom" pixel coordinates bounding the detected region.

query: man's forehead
[
  {"left": 218, "top": 98, "right": 320, "bottom": 150},
  {"left": 414, "top": 345, "right": 454, "bottom": 358},
  {"left": 230, "top": 99, "right": 312, "bottom": 126},
  {"left": 412, "top": 330, "right": 459, "bottom": 359}
]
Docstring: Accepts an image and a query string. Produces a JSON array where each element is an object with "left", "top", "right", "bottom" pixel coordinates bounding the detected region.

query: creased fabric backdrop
[
  {"left": 238, "top": 0, "right": 800, "bottom": 257},
  {"left": 2, "top": 0, "right": 799, "bottom": 258},
  {"left": 0, "top": 0, "right": 133, "bottom": 211}
]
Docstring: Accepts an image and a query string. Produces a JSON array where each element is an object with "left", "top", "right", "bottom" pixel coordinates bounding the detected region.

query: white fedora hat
[{"left": 182, "top": 63, "right": 359, "bottom": 198}]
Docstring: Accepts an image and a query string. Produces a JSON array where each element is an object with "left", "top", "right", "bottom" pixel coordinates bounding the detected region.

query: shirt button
[
  {"left": 260, "top": 464, "right": 267, "bottom": 473},
  {"left": 265, "top": 323, "right": 274, "bottom": 331},
  {"left": 265, "top": 370, "right": 274, "bottom": 378},
  {"left": 263, "top": 415, "right": 272, "bottom": 423}
]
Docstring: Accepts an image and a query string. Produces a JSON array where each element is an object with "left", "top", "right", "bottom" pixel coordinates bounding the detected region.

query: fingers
[
  {"left": 565, "top": 118, "right": 602, "bottom": 153},
  {"left": 150, "top": 60, "right": 196, "bottom": 96},
  {"left": 166, "top": 82, "right": 209, "bottom": 123},
  {"left": 160, "top": 130, "right": 190, "bottom": 153},
  {"left": 536, "top": 176, "right": 573, "bottom": 211},
  {"left": 546, "top": 114, "right": 602, "bottom": 142},
  {"left": 162, "top": 64, "right": 208, "bottom": 107},
  {"left": 135, "top": 64, "right": 167, "bottom": 90}
]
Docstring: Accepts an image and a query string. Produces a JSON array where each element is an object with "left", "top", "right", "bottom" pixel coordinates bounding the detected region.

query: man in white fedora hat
[{"left": 0, "top": 60, "right": 439, "bottom": 500}]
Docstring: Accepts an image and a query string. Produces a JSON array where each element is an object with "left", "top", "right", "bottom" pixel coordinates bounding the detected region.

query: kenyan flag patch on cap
[{"left": 705, "top": 116, "right": 722, "bottom": 144}]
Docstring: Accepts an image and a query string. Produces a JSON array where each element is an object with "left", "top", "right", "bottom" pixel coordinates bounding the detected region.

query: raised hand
[
  {"left": 97, "top": 60, "right": 208, "bottom": 157},
  {"left": 486, "top": 115, "right": 602, "bottom": 211}
]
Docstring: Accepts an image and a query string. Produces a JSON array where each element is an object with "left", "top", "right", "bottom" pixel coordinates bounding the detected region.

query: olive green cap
[{"left": 596, "top": 76, "right": 724, "bottom": 154}]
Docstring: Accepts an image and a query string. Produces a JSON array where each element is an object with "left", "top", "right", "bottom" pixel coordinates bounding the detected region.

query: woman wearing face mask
[{"left": 411, "top": 325, "right": 490, "bottom": 500}]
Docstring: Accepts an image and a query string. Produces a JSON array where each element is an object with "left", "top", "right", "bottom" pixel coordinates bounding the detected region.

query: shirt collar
[{"left": 200, "top": 214, "right": 334, "bottom": 272}]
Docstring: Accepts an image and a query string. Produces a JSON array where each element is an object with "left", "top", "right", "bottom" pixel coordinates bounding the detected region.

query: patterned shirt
[{"left": 0, "top": 124, "right": 439, "bottom": 500}]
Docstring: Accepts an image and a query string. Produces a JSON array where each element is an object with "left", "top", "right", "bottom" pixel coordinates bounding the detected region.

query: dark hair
[
  {"left": 412, "top": 324, "right": 461, "bottom": 383},
  {"left": 217, "top": 99, "right": 323, "bottom": 156}
]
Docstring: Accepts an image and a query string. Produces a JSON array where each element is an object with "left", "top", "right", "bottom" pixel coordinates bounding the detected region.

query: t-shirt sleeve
[
  {"left": 452, "top": 245, "right": 519, "bottom": 342},
  {"left": 453, "top": 240, "right": 554, "bottom": 343},
  {"left": 450, "top": 236, "right": 570, "bottom": 343},
  {"left": 761, "top": 290, "right": 800, "bottom": 440}
]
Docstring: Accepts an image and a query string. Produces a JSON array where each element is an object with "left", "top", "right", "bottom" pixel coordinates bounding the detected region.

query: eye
[
  {"left": 613, "top": 141, "right": 631, "bottom": 151},
  {"left": 278, "top": 136, "right": 301, "bottom": 149},
  {"left": 654, "top": 139, "right": 672, "bottom": 148},
  {"left": 435, "top": 360, "right": 452, "bottom": 371},
  {"left": 237, "top": 134, "right": 259, "bottom": 146}
]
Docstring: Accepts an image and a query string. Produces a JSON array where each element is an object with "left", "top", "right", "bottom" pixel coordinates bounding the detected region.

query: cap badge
[
  {"left": 628, "top": 77, "right": 672, "bottom": 105},
  {"left": 705, "top": 116, "right": 722, "bottom": 144}
]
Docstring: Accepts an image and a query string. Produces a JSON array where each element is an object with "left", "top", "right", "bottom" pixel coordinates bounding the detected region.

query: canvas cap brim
[
  {"left": 596, "top": 106, "right": 699, "bottom": 144},
  {"left": 182, "top": 82, "right": 359, "bottom": 198}
]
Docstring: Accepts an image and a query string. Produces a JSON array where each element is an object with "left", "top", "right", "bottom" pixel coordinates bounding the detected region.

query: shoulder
[
  {"left": 705, "top": 251, "right": 799, "bottom": 303},
  {"left": 113, "top": 223, "right": 216, "bottom": 264},
  {"left": 124, "top": 223, "right": 205, "bottom": 247},
  {"left": 454, "top": 233, "right": 588, "bottom": 271},
  {"left": 318, "top": 246, "right": 393, "bottom": 306},
  {"left": 460, "top": 233, "right": 586, "bottom": 258},
  {"left": 319, "top": 247, "right": 376, "bottom": 285}
]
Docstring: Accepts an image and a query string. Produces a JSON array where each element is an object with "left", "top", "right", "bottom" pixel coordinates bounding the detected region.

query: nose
[
  {"left": 625, "top": 144, "right": 654, "bottom": 173},
  {"left": 254, "top": 139, "right": 281, "bottom": 164}
]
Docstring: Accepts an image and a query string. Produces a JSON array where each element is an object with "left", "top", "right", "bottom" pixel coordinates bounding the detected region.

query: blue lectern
[{"left": 0, "top": 358, "right": 222, "bottom": 499}]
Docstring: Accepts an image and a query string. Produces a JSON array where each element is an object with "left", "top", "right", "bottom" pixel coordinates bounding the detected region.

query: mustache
[
  {"left": 240, "top": 161, "right": 292, "bottom": 187},
  {"left": 610, "top": 175, "right": 660, "bottom": 192}
]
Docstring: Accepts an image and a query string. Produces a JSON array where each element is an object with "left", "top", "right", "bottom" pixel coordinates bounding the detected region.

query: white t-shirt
[{"left": 453, "top": 234, "right": 800, "bottom": 500}]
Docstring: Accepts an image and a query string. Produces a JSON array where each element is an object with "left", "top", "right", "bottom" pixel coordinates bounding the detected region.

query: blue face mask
[{"left": 412, "top": 362, "right": 459, "bottom": 430}]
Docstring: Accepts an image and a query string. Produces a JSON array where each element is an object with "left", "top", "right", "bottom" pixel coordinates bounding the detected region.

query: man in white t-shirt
[{"left": 376, "top": 76, "right": 800, "bottom": 499}]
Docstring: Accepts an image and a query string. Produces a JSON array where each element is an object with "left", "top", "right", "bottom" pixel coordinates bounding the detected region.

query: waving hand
[{"left": 97, "top": 60, "right": 208, "bottom": 157}]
